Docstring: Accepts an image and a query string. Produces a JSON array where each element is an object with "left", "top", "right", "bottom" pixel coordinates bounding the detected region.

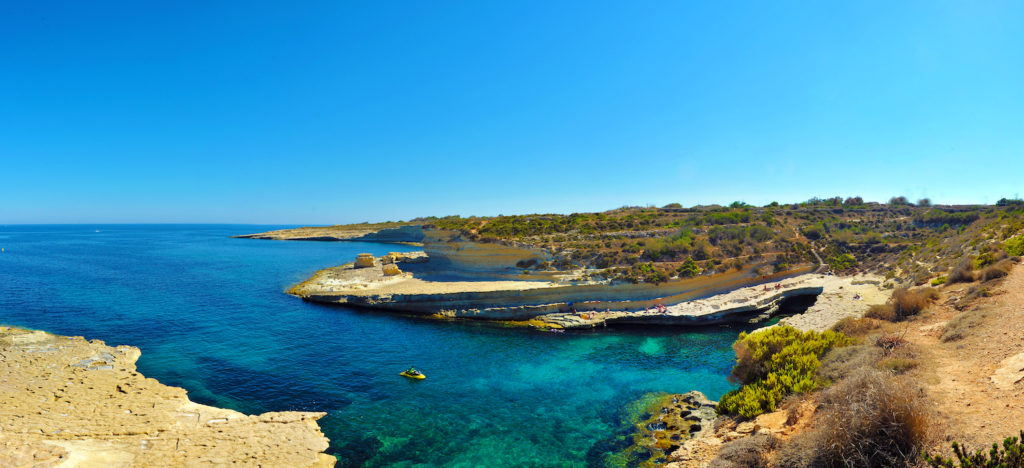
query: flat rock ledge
[
  {"left": 538, "top": 274, "right": 886, "bottom": 330},
  {"left": 0, "top": 326, "right": 335, "bottom": 468}
]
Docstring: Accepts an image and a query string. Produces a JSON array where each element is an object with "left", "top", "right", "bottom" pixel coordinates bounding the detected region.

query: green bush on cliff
[
  {"left": 827, "top": 253, "right": 858, "bottom": 271},
  {"left": 718, "top": 325, "right": 853, "bottom": 418},
  {"left": 1006, "top": 235, "right": 1024, "bottom": 257},
  {"left": 677, "top": 257, "right": 701, "bottom": 278}
]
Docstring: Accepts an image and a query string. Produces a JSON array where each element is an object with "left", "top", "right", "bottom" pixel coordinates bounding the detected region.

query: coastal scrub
[{"left": 718, "top": 325, "right": 853, "bottom": 418}]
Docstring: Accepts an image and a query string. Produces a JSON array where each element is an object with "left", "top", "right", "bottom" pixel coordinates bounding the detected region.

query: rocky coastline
[
  {"left": 285, "top": 251, "right": 886, "bottom": 332},
  {"left": 235, "top": 226, "right": 892, "bottom": 467},
  {"left": 0, "top": 326, "right": 335, "bottom": 467}
]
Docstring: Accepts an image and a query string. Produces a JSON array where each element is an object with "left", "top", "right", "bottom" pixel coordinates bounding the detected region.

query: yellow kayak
[{"left": 400, "top": 370, "right": 426, "bottom": 380}]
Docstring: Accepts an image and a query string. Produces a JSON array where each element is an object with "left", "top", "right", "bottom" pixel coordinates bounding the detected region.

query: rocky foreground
[{"left": 0, "top": 327, "right": 335, "bottom": 467}]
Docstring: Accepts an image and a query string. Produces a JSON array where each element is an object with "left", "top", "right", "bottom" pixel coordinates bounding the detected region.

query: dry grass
[
  {"left": 941, "top": 308, "right": 992, "bottom": 342},
  {"left": 772, "top": 369, "right": 932, "bottom": 467},
  {"left": 831, "top": 317, "right": 883, "bottom": 337},
  {"left": 709, "top": 433, "right": 780, "bottom": 468},
  {"left": 864, "top": 304, "right": 896, "bottom": 321},
  {"left": 817, "top": 345, "right": 883, "bottom": 383},
  {"left": 878, "top": 357, "right": 918, "bottom": 374},
  {"left": 955, "top": 285, "right": 993, "bottom": 310}
]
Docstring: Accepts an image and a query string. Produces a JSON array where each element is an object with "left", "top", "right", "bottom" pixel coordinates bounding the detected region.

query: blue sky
[{"left": 2, "top": 1, "right": 1023, "bottom": 224}]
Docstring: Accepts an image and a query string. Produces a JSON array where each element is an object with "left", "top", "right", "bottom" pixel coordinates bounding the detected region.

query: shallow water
[{"left": 0, "top": 225, "right": 756, "bottom": 467}]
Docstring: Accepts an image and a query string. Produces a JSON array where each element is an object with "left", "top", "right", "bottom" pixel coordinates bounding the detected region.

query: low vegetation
[
  {"left": 774, "top": 369, "right": 931, "bottom": 467},
  {"left": 1007, "top": 236, "right": 1024, "bottom": 257},
  {"left": 710, "top": 433, "right": 779, "bottom": 467},
  {"left": 941, "top": 308, "right": 992, "bottom": 343},
  {"left": 948, "top": 262, "right": 976, "bottom": 284},
  {"left": 924, "top": 431, "right": 1024, "bottom": 467},
  {"left": 717, "top": 326, "right": 853, "bottom": 418},
  {"left": 864, "top": 287, "right": 938, "bottom": 321},
  {"left": 277, "top": 196, "right": 1024, "bottom": 287}
]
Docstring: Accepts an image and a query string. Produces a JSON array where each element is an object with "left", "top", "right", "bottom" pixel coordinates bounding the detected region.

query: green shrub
[
  {"left": 1007, "top": 236, "right": 1024, "bottom": 257},
  {"left": 924, "top": 431, "right": 1024, "bottom": 467},
  {"left": 931, "top": 276, "right": 947, "bottom": 286},
  {"left": 973, "top": 251, "right": 998, "bottom": 269},
  {"left": 717, "top": 326, "right": 853, "bottom": 418},
  {"left": 827, "top": 253, "right": 858, "bottom": 271},
  {"left": 676, "top": 257, "right": 701, "bottom": 278}
]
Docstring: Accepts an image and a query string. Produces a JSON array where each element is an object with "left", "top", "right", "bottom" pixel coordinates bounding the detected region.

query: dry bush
[
  {"left": 831, "top": 317, "right": 882, "bottom": 337},
  {"left": 864, "top": 304, "right": 896, "bottom": 321},
  {"left": 941, "top": 308, "right": 992, "bottom": 342},
  {"left": 875, "top": 332, "right": 908, "bottom": 354},
  {"left": 709, "top": 433, "right": 780, "bottom": 468},
  {"left": 772, "top": 369, "right": 932, "bottom": 468},
  {"left": 980, "top": 265, "right": 1009, "bottom": 282},
  {"left": 948, "top": 261, "right": 975, "bottom": 284},
  {"left": 817, "top": 345, "right": 882, "bottom": 383},
  {"left": 980, "top": 259, "right": 1013, "bottom": 282},
  {"left": 891, "top": 287, "right": 938, "bottom": 318},
  {"left": 864, "top": 287, "right": 937, "bottom": 322}
]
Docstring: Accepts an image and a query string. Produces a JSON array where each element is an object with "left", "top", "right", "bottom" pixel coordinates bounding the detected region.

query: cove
[{"left": 0, "top": 225, "right": 772, "bottom": 467}]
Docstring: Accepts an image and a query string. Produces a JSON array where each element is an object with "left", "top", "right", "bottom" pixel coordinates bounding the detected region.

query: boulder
[
  {"left": 354, "top": 254, "right": 375, "bottom": 268},
  {"left": 382, "top": 264, "right": 402, "bottom": 276}
]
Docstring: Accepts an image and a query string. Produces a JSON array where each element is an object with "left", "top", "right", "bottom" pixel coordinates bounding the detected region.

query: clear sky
[{"left": 2, "top": 1, "right": 1023, "bottom": 224}]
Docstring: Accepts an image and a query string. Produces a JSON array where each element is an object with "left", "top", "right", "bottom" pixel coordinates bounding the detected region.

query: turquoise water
[{"left": 0, "top": 225, "right": 753, "bottom": 467}]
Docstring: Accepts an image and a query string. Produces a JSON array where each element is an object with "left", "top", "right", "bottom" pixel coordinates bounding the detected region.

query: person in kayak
[{"left": 405, "top": 366, "right": 420, "bottom": 376}]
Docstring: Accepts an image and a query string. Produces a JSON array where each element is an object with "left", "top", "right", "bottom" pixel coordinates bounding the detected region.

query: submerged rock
[{"left": 603, "top": 391, "right": 719, "bottom": 468}]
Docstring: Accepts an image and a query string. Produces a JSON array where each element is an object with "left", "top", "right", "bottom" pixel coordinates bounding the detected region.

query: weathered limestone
[
  {"left": 772, "top": 275, "right": 888, "bottom": 331},
  {"left": 0, "top": 326, "right": 335, "bottom": 468},
  {"left": 992, "top": 352, "right": 1024, "bottom": 390},
  {"left": 354, "top": 253, "right": 375, "bottom": 268},
  {"left": 382, "top": 264, "right": 402, "bottom": 276},
  {"left": 381, "top": 251, "right": 428, "bottom": 264}
]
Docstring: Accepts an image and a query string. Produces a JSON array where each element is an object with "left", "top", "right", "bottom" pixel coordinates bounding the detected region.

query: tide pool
[{"left": 0, "top": 225, "right": 753, "bottom": 467}]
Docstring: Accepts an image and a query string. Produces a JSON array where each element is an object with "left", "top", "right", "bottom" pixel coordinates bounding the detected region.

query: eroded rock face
[{"left": 0, "top": 326, "right": 335, "bottom": 468}]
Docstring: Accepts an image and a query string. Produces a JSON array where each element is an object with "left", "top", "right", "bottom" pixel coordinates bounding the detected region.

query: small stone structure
[
  {"left": 382, "top": 264, "right": 402, "bottom": 276},
  {"left": 354, "top": 253, "right": 375, "bottom": 268}
]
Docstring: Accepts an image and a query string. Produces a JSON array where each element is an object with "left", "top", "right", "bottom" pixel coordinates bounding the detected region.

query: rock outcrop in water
[{"left": 0, "top": 326, "right": 335, "bottom": 467}]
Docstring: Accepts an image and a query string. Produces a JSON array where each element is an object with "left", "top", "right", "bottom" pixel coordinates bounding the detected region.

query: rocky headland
[{"left": 0, "top": 326, "right": 335, "bottom": 467}]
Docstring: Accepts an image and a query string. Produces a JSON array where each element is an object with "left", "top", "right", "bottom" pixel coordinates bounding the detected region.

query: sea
[{"left": 0, "top": 224, "right": 767, "bottom": 467}]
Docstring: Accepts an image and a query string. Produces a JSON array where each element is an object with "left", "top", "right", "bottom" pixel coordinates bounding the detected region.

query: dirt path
[{"left": 907, "top": 263, "right": 1024, "bottom": 452}]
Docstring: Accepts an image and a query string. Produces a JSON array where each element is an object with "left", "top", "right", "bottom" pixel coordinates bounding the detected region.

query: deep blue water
[{"left": 0, "top": 225, "right": 752, "bottom": 467}]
